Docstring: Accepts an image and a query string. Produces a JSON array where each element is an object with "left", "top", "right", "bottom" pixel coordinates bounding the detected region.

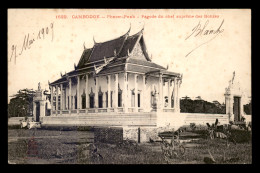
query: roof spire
[
  {"left": 114, "top": 49, "right": 117, "bottom": 57},
  {"left": 141, "top": 22, "right": 145, "bottom": 33},
  {"left": 104, "top": 56, "right": 107, "bottom": 63},
  {"left": 83, "top": 42, "right": 86, "bottom": 49},
  {"left": 127, "top": 23, "right": 131, "bottom": 35},
  {"left": 93, "top": 36, "right": 96, "bottom": 44}
]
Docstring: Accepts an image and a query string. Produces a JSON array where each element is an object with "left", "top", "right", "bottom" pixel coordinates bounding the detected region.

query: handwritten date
[{"left": 10, "top": 22, "right": 54, "bottom": 64}]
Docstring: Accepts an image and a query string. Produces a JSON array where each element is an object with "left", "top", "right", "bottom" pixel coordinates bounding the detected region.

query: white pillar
[
  {"left": 50, "top": 86, "right": 53, "bottom": 115},
  {"left": 77, "top": 76, "right": 80, "bottom": 113},
  {"left": 56, "top": 85, "right": 58, "bottom": 115},
  {"left": 33, "top": 102, "right": 36, "bottom": 119},
  {"left": 95, "top": 76, "right": 99, "bottom": 109},
  {"left": 173, "top": 77, "right": 177, "bottom": 112},
  {"left": 158, "top": 73, "right": 163, "bottom": 110},
  {"left": 69, "top": 77, "right": 72, "bottom": 115},
  {"left": 60, "top": 84, "right": 63, "bottom": 115},
  {"left": 134, "top": 74, "right": 138, "bottom": 112},
  {"left": 123, "top": 72, "right": 128, "bottom": 112},
  {"left": 107, "top": 75, "right": 111, "bottom": 108},
  {"left": 114, "top": 74, "right": 118, "bottom": 110},
  {"left": 85, "top": 74, "right": 89, "bottom": 109},
  {"left": 167, "top": 79, "right": 171, "bottom": 108},
  {"left": 177, "top": 79, "right": 181, "bottom": 112},
  {"left": 142, "top": 75, "right": 146, "bottom": 109}
]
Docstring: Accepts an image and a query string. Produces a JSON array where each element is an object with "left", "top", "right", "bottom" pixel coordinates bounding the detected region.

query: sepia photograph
[{"left": 8, "top": 9, "right": 251, "bottom": 164}]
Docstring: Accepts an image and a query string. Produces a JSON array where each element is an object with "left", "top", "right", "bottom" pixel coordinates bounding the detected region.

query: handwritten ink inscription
[
  {"left": 185, "top": 19, "right": 224, "bottom": 57},
  {"left": 9, "top": 22, "right": 54, "bottom": 64}
]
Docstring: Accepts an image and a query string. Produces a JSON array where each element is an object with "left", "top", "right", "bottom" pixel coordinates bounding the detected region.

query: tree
[
  {"left": 243, "top": 100, "right": 252, "bottom": 115},
  {"left": 180, "top": 97, "right": 225, "bottom": 114},
  {"left": 8, "top": 88, "right": 36, "bottom": 118}
]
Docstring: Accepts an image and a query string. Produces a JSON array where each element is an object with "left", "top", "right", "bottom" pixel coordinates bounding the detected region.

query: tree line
[{"left": 180, "top": 97, "right": 226, "bottom": 114}]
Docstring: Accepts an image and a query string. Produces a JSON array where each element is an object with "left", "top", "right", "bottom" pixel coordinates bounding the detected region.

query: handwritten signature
[
  {"left": 185, "top": 19, "right": 224, "bottom": 57},
  {"left": 9, "top": 22, "right": 54, "bottom": 64}
]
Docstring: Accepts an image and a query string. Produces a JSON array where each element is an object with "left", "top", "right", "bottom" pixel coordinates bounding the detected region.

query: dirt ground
[{"left": 8, "top": 129, "right": 252, "bottom": 164}]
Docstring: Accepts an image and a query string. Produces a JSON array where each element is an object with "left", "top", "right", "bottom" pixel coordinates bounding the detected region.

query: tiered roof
[{"left": 50, "top": 27, "right": 180, "bottom": 86}]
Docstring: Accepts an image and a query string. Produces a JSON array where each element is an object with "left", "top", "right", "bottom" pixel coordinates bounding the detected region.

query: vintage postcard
[{"left": 8, "top": 9, "right": 251, "bottom": 164}]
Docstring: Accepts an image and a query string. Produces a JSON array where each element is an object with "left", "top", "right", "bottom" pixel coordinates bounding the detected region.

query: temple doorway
[
  {"left": 233, "top": 96, "right": 241, "bottom": 122},
  {"left": 36, "top": 102, "right": 40, "bottom": 122}
]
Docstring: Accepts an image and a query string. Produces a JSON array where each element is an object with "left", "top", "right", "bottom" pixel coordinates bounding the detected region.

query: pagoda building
[{"left": 49, "top": 27, "right": 182, "bottom": 116}]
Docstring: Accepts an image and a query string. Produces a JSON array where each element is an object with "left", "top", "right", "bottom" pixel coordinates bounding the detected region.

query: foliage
[
  {"left": 8, "top": 89, "right": 36, "bottom": 118},
  {"left": 180, "top": 98, "right": 225, "bottom": 114},
  {"left": 243, "top": 100, "right": 252, "bottom": 115}
]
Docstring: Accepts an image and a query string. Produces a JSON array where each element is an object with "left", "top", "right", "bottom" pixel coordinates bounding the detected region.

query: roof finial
[
  {"left": 60, "top": 72, "right": 63, "bottom": 77},
  {"left": 127, "top": 23, "right": 131, "bottom": 35},
  {"left": 166, "top": 64, "right": 169, "bottom": 70},
  {"left": 141, "top": 22, "right": 145, "bottom": 33},
  {"left": 104, "top": 56, "right": 107, "bottom": 64},
  {"left": 83, "top": 42, "right": 86, "bottom": 49},
  {"left": 93, "top": 36, "right": 96, "bottom": 44},
  {"left": 48, "top": 80, "right": 50, "bottom": 85},
  {"left": 114, "top": 49, "right": 117, "bottom": 57},
  {"left": 74, "top": 63, "right": 77, "bottom": 70},
  {"left": 94, "top": 64, "right": 97, "bottom": 72}
]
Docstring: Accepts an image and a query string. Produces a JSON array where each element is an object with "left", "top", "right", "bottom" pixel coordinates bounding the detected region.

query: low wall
[
  {"left": 156, "top": 112, "right": 228, "bottom": 130},
  {"left": 8, "top": 117, "right": 33, "bottom": 125},
  {"left": 41, "top": 113, "right": 157, "bottom": 127}
]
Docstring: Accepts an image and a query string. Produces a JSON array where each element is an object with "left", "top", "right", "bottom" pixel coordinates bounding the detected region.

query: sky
[{"left": 8, "top": 9, "right": 251, "bottom": 104}]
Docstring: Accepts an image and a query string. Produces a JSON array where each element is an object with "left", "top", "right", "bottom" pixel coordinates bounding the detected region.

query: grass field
[{"left": 8, "top": 129, "right": 252, "bottom": 164}]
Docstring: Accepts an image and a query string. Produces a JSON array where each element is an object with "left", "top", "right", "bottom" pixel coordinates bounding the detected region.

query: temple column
[
  {"left": 69, "top": 77, "right": 72, "bottom": 115},
  {"left": 56, "top": 85, "right": 58, "bottom": 115},
  {"left": 173, "top": 77, "right": 177, "bottom": 112},
  {"left": 114, "top": 73, "right": 118, "bottom": 112},
  {"left": 225, "top": 95, "right": 229, "bottom": 114},
  {"left": 95, "top": 76, "right": 99, "bottom": 110},
  {"left": 85, "top": 74, "right": 89, "bottom": 109},
  {"left": 167, "top": 79, "right": 171, "bottom": 108},
  {"left": 134, "top": 74, "right": 138, "bottom": 112},
  {"left": 77, "top": 76, "right": 80, "bottom": 114},
  {"left": 60, "top": 84, "right": 63, "bottom": 115},
  {"left": 123, "top": 72, "right": 128, "bottom": 113},
  {"left": 177, "top": 79, "right": 181, "bottom": 112},
  {"left": 107, "top": 75, "right": 111, "bottom": 109},
  {"left": 50, "top": 86, "right": 53, "bottom": 116},
  {"left": 158, "top": 73, "right": 163, "bottom": 111},
  {"left": 33, "top": 102, "right": 36, "bottom": 118},
  {"left": 142, "top": 75, "right": 146, "bottom": 110}
]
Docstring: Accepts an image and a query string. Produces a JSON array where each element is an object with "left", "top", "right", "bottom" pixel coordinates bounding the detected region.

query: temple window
[
  {"left": 74, "top": 94, "right": 77, "bottom": 109},
  {"left": 118, "top": 87, "right": 122, "bottom": 107},
  {"left": 105, "top": 92, "right": 108, "bottom": 108},
  {"left": 98, "top": 87, "right": 103, "bottom": 108},
  {"left": 89, "top": 88, "right": 95, "bottom": 108},
  {"left": 138, "top": 93, "right": 140, "bottom": 107},
  {"left": 111, "top": 91, "right": 113, "bottom": 107},
  {"left": 81, "top": 90, "right": 86, "bottom": 109},
  {"left": 67, "top": 96, "right": 70, "bottom": 109}
]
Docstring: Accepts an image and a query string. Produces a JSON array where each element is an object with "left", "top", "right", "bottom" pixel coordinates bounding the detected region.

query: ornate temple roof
[{"left": 50, "top": 27, "right": 181, "bottom": 86}]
